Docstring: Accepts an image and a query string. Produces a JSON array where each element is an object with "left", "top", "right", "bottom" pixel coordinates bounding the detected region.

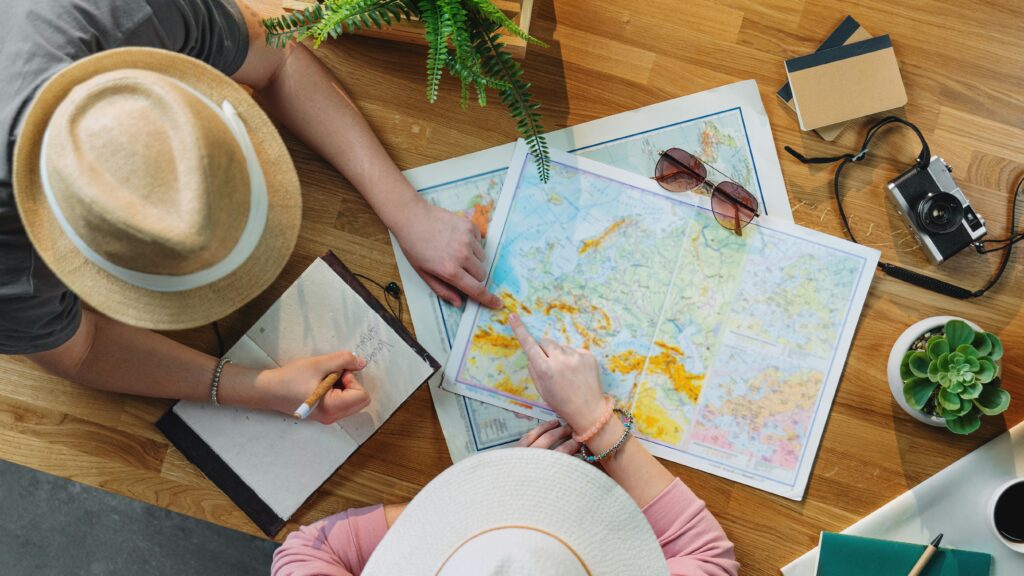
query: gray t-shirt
[{"left": 0, "top": 0, "right": 249, "bottom": 354}]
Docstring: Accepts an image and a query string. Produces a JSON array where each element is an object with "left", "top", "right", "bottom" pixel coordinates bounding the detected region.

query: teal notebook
[{"left": 815, "top": 532, "right": 992, "bottom": 576}]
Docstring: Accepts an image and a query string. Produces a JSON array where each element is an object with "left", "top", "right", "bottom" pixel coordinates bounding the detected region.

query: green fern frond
[
  {"left": 474, "top": 79, "right": 487, "bottom": 106},
  {"left": 445, "top": 54, "right": 511, "bottom": 92},
  {"left": 440, "top": 0, "right": 476, "bottom": 81},
  {"left": 465, "top": 0, "right": 547, "bottom": 47},
  {"left": 470, "top": 14, "right": 549, "bottom": 181},
  {"left": 261, "top": 0, "right": 550, "bottom": 180},
  {"left": 418, "top": 0, "right": 450, "bottom": 102},
  {"left": 262, "top": 4, "right": 324, "bottom": 48},
  {"left": 311, "top": 0, "right": 416, "bottom": 47}
]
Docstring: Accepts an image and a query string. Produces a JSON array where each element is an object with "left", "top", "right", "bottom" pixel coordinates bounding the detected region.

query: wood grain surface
[{"left": 2, "top": 1, "right": 1022, "bottom": 573}]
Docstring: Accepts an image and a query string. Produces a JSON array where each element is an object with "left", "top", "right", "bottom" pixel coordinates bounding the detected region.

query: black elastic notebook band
[{"left": 785, "top": 115, "right": 1021, "bottom": 300}]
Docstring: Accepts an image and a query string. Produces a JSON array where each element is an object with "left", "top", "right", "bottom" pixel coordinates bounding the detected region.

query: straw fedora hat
[
  {"left": 13, "top": 47, "right": 301, "bottom": 330},
  {"left": 363, "top": 448, "right": 669, "bottom": 576}
]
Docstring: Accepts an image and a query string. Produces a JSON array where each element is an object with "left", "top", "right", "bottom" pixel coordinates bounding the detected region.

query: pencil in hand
[{"left": 293, "top": 372, "right": 343, "bottom": 420}]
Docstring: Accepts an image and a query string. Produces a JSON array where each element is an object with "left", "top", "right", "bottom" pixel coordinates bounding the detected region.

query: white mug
[{"left": 988, "top": 478, "right": 1024, "bottom": 553}]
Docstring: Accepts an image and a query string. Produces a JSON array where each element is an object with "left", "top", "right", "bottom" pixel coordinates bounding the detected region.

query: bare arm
[
  {"left": 28, "top": 310, "right": 370, "bottom": 423},
  {"left": 508, "top": 314, "right": 674, "bottom": 506},
  {"left": 508, "top": 315, "right": 738, "bottom": 575},
  {"left": 231, "top": 1, "right": 500, "bottom": 309}
]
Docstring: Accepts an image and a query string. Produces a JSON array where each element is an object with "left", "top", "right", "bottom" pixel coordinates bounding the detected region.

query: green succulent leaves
[
  {"left": 262, "top": 0, "right": 551, "bottom": 181},
  {"left": 943, "top": 319, "right": 975, "bottom": 349},
  {"left": 903, "top": 376, "right": 937, "bottom": 410},
  {"left": 901, "top": 319, "right": 1009, "bottom": 435},
  {"left": 975, "top": 384, "right": 1011, "bottom": 416},
  {"left": 946, "top": 410, "right": 981, "bottom": 435}
]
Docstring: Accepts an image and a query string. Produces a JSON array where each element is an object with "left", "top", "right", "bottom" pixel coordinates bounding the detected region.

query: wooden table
[{"left": 2, "top": 1, "right": 1022, "bottom": 573}]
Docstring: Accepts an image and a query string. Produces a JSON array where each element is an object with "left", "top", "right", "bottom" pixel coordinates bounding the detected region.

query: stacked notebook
[{"left": 777, "top": 15, "right": 907, "bottom": 138}]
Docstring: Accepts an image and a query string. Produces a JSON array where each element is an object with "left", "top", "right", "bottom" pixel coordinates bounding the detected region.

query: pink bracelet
[{"left": 572, "top": 395, "right": 614, "bottom": 444}]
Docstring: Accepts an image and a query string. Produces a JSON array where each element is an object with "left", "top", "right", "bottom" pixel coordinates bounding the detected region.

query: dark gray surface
[{"left": 0, "top": 459, "right": 278, "bottom": 575}]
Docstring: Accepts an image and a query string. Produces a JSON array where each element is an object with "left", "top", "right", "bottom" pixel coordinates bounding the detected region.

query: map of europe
[
  {"left": 449, "top": 154, "right": 869, "bottom": 487},
  {"left": 422, "top": 110, "right": 768, "bottom": 452}
]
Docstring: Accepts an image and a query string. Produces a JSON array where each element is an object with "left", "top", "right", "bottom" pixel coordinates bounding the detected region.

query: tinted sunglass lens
[
  {"left": 655, "top": 148, "right": 707, "bottom": 193},
  {"left": 711, "top": 181, "right": 758, "bottom": 234}
]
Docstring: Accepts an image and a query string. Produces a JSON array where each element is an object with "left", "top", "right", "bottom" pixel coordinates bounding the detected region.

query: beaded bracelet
[
  {"left": 210, "top": 358, "right": 231, "bottom": 407},
  {"left": 576, "top": 408, "right": 634, "bottom": 464},
  {"left": 572, "top": 395, "right": 614, "bottom": 444}
]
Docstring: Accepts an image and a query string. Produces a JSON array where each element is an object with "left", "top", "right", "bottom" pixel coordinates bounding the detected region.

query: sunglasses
[{"left": 654, "top": 148, "right": 759, "bottom": 235}]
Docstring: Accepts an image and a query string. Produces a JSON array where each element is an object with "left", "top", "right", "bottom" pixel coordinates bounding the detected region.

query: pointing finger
[
  {"left": 539, "top": 337, "right": 562, "bottom": 356},
  {"left": 454, "top": 270, "right": 502, "bottom": 309},
  {"left": 509, "top": 314, "right": 546, "bottom": 363}
]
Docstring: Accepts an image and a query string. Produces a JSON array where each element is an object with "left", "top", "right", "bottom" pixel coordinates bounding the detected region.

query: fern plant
[{"left": 263, "top": 0, "right": 550, "bottom": 181}]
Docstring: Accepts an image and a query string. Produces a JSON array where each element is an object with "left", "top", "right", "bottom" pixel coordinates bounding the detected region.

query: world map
[{"left": 449, "top": 152, "right": 871, "bottom": 488}]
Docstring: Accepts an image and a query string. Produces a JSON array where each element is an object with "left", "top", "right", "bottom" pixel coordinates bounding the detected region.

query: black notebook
[{"left": 158, "top": 252, "right": 439, "bottom": 536}]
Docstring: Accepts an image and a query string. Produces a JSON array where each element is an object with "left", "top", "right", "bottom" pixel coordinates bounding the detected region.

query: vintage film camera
[{"left": 886, "top": 156, "right": 987, "bottom": 264}]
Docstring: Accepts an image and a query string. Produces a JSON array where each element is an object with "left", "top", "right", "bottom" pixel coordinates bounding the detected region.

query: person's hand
[
  {"left": 259, "top": 351, "right": 371, "bottom": 424},
  {"left": 516, "top": 420, "right": 580, "bottom": 454},
  {"left": 508, "top": 314, "right": 607, "bottom": 433},
  {"left": 392, "top": 200, "right": 502, "bottom": 309}
]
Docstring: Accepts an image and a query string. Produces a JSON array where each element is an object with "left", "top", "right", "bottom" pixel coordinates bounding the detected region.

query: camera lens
[{"left": 916, "top": 192, "right": 964, "bottom": 234}]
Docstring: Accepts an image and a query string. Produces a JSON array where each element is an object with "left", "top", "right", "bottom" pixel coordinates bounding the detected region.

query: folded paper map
[
  {"left": 443, "top": 143, "right": 879, "bottom": 500},
  {"left": 395, "top": 80, "right": 794, "bottom": 462}
]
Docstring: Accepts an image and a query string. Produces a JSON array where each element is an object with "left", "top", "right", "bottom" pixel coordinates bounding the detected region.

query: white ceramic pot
[
  {"left": 988, "top": 478, "right": 1024, "bottom": 553},
  {"left": 886, "top": 316, "right": 982, "bottom": 427}
]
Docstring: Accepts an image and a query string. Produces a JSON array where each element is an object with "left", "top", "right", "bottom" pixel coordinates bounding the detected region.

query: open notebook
[{"left": 157, "top": 252, "right": 439, "bottom": 536}]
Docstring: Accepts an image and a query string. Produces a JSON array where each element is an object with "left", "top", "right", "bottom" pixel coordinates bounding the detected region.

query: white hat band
[{"left": 38, "top": 79, "right": 269, "bottom": 293}]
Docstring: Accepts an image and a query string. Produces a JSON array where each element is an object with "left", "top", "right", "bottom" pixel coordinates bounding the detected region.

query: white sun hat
[{"left": 362, "top": 448, "right": 669, "bottom": 576}]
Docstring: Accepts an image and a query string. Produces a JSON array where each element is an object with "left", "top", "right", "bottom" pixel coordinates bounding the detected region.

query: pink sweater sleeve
[
  {"left": 271, "top": 505, "right": 389, "bottom": 576},
  {"left": 642, "top": 478, "right": 740, "bottom": 576}
]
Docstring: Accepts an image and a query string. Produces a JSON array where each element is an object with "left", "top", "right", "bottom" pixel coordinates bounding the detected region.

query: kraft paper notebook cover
[
  {"left": 157, "top": 252, "right": 440, "bottom": 537},
  {"left": 786, "top": 35, "right": 907, "bottom": 131},
  {"left": 814, "top": 532, "right": 992, "bottom": 576},
  {"left": 776, "top": 15, "right": 872, "bottom": 140}
]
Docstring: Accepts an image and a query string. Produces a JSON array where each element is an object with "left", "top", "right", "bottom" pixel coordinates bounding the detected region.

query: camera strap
[{"left": 784, "top": 115, "right": 1022, "bottom": 300}]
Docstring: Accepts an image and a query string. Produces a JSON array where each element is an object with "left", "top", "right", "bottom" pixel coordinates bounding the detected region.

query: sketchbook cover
[
  {"left": 776, "top": 16, "right": 871, "bottom": 105},
  {"left": 786, "top": 35, "right": 907, "bottom": 131},
  {"left": 158, "top": 251, "right": 439, "bottom": 537}
]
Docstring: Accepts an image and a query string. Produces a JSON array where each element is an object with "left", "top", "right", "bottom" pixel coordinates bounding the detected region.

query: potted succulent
[
  {"left": 887, "top": 316, "right": 1010, "bottom": 434},
  {"left": 262, "top": 0, "right": 550, "bottom": 180}
]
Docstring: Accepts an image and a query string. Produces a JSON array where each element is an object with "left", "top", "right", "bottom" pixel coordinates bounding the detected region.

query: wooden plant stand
[{"left": 281, "top": 0, "right": 534, "bottom": 59}]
